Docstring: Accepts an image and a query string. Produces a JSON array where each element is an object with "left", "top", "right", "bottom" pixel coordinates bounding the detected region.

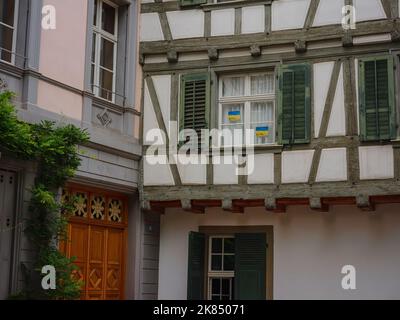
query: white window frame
[
  {"left": 207, "top": 235, "right": 235, "bottom": 300},
  {"left": 0, "top": 0, "right": 19, "bottom": 65},
  {"left": 92, "top": 0, "right": 118, "bottom": 103},
  {"left": 218, "top": 71, "right": 276, "bottom": 147}
]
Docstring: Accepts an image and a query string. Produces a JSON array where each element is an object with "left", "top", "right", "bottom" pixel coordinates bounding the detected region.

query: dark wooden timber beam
[
  {"left": 145, "top": 195, "right": 400, "bottom": 214},
  {"left": 140, "top": 20, "right": 397, "bottom": 55}
]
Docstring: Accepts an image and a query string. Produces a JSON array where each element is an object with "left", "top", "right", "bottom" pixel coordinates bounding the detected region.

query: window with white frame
[
  {"left": 0, "top": 0, "right": 18, "bottom": 64},
  {"left": 208, "top": 236, "right": 235, "bottom": 300},
  {"left": 92, "top": 0, "right": 118, "bottom": 102},
  {"left": 218, "top": 72, "right": 276, "bottom": 146}
]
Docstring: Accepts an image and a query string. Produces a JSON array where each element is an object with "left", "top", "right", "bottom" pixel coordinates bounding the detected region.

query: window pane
[
  {"left": 0, "top": 24, "right": 13, "bottom": 62},
  {"left": 99, "top": 68, "right": 113, "bottom": 100},
  {"left": 223, "top": 255, "right": 234, "bottom": 271},
  {"left": 93, "top": 0, "right": 98, "bottom": 26},
  {"left": 91, "top": 34, "right": 96, "bottom": 63},
  {"left": 221, "top": 279, "right": 230, "bottom": 295},
  {"left": 222, "top": 77, "right": 245, "bottom": 97},
  {"left": 0, "top": 0, "right": 15, "bottom": 27},
  {"left": 251, "top": 101, "right": 274, "bottom": 144},
  {"left": 211, "top": 255, "right": 222, "bottom": 271},
  {"left": 91, "top": 63, "right": 95, "bottom": 89},
  {"left": 211, "top": 278, "right": 220, "bottom": 295},
  {"left": 224, "top": 238, "right": 235, "bottom": 254},
  {"left": 211, "top": 238, "right": 222, "bottom": 253},
  {"left": 100, "top": 37, "right": 114, "bottom": 70},
  {"left": 251, "top": 74, "right": 274, "bottom": 95},
  {"left": 221, "top": 104, "right": 244, "bottom": 146},
  {"left": 102, "top": 2, "right": 116, "bottom": 35},
  {"left": 222, "top": 104, "right": 244, "bottom": 125},
  {"left": 211, "top": 295, "right": 220, "bottom": 300}
]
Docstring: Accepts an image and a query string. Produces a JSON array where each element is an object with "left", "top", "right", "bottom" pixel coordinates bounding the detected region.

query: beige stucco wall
[
  {"left": 158, "top": 204, "right": 400, "bottom": 300},
  {"left": 39, "top": 0, "right": 88, "bottom": 89}
]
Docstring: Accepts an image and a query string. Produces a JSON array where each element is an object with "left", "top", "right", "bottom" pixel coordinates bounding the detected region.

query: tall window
[
  {"left": 218, "top": 72, "right": 276, "bottom": 146},
  {"left": 208, "top": 236, "right": 235, "bottom": 300},
  {"left": 0, "top": 0, "right": 18, "bottom": 64},
  {"left": 92, "top": 0, "right": 118, "bottom": 102}
]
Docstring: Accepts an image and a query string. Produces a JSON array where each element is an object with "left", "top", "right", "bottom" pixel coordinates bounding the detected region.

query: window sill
[{"left": 201, "top": 0, "right": 271, "bottom": 11}]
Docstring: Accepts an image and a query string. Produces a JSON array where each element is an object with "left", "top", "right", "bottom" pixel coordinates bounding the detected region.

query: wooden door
[
  {"left": 0, "top": 170, "right": 17, "bottom": 299},
  {"left": 62, "top": 184, "right": 127, "bottom": 300}
]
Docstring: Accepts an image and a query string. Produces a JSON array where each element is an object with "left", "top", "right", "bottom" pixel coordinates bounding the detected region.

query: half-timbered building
[{"left": 140, "top": 0, "right": 400, "bottom": 299}]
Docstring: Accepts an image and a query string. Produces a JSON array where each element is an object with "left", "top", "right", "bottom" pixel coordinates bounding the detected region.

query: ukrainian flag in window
[
  {"left": 228, "top": 110, "right": 241, "bottom": 122},
  {"left": 256, "top": 126, "right": 269, "bottom": 137}
]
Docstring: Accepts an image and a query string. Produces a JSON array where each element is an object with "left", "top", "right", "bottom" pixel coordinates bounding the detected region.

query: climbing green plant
[{"left": 0, "top": 91, "right": 89, "bottom": 299}]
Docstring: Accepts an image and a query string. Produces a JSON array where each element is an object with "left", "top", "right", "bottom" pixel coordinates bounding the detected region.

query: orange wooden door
[{"left": 62, "top": 185, "right": 127, "bottom": 300}]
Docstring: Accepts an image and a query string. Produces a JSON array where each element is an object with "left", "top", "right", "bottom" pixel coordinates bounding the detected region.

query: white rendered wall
[
  {"left": 247, "top": 154, "right": 274, "bottom": 184},
  {"left": 211, "top": 9, "right": 235, "bottom": 36},
  {"left": 359, "top": 146, "right": 394, "bottom": 180},
  {"left": 353, "top": 0, "right": 386, "bottom": 22},
  {"left": 316, "top": 148, "right": 347, "bottom": 182},
  {"left": 158, "top": 204, "right": 400, "bottom": 300},
  {"left": 313, "top": 61, "right": 335, "bottom": 137},
  {"left": 281, "top": 150, "right": 314, "bottom": 183},
  {"left": 326, "top": 64, "right": 346, "bottom": 136},
  {"left": 313, "top": 0, "right": 344, "bottom": 27},
  {"left": 140, "top": 13, "right": 164, "bottom": 42},
  {"left": 271, "top": 0, "right": 311, "bottom": 31},
  {"left": 241, "top": 6, "right": 265, "bottom": 34},
  {"left": 167, "top": 10, "right": 204, "bottom": 39}
]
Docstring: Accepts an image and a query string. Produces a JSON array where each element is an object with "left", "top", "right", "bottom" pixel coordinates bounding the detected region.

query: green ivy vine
[{"left": 0, "top": 91, "right": 89, "bottom": 299}]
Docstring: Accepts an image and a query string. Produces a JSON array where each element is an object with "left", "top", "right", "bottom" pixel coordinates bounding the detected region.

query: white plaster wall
[
  {"left": 247, "top": 154, "right": 274, "bottom": 184},
  {"left": 271, "top": 0, "right": 311, "bottom": 31},
  {"left": 176, "top": 154, "right": 207, "bottom": 185},
  {"left": 143, "top": 84, "right": 164, "bottom": 145},
  {"left": 211, "top": 9, "right": 235, "bottom": 36},
  {"left": 354, "top": 0, "right": 386, "bottom": 22},
  {"left": 316, "top": 148, "right": 347, "bottom": 182},
  {"left": 359, "top": 146, "right": 394, "bottom": 180},
  {"left": 167, "top": 10, "right": 204, "bottom": 39},
  {"left": 158, "top": 204, "right": 400, "bottom": 299},
  {"left": 313, "top": 61, "right": 335, "bottom": 137},
  {"left": 152, "top": 75, "right": 171, "bottom": 133},
  {"left": 327, "top": 65, "right": 346, "bottom": 137},
  {"left": 143, "top": 155, "right": 174, "bottom": 186},
  {"left": 241, "top": 6, "right": 265, "bottom": 34},
  {"left": 213, "top": 155, "right": 239, "bottom": 185},
  {"left": 281, "top": 150, "right": 314, "bottom": 183},
  {"left": 313, "top": 0, "right": 344, "bottom": 27},
  {"left": 140, "top": 13, "right": 164, "bottom": 42}
]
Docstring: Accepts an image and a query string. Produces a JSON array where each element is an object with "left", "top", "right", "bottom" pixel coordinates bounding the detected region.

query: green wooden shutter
[
  {"left": 234, "top": 233, "right": 267, "bottom": 300},
  {"left": 180, "top": 73, "right": 210, "bottom": 146},
  {"left": 180, "top": 0, "right": 207, "bottom": 7},
  {"left": 278, "top": 63, "right": 311, "bottom": 145},
  {"left": 359, "top": 56, "right": 395, "bottom": 141},
  {"left": 187, "top": 231, "right": 205, "bottom": 300}
]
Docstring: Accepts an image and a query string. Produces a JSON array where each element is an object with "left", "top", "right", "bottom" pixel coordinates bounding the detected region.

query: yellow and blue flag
[
  {"left": 256, "top": 126, "right": 269, "bottom": 137},
  {"left": 228, "top": 110, "right": 241, "bottom": 122}
]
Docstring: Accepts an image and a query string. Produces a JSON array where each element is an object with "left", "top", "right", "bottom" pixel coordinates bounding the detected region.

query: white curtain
[
  {"left": 222, "top": 77, "right": 245, "bottom": 97},
  {"left": 221, "top": 104, "right": 244, "bottom": 146},
  {"left": 251, "top": 101, "right": 274, "bottom": 144},
  {"left": 251, "top": 74, "right": 274, "bottom": 95}
]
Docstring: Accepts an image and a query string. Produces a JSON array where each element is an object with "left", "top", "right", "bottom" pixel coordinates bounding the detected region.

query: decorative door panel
[
  {"left": 87, "top": 226, "right": 106, "bottom": 296},
  {"left": 68, "top": 224, "right": 88, "bottom": 286},
  {"left": 61, "top": 184, "right": 128, "bottom": 300},
  {"left": 106, "top": 229, "right": 124, "bottom": 293}
]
